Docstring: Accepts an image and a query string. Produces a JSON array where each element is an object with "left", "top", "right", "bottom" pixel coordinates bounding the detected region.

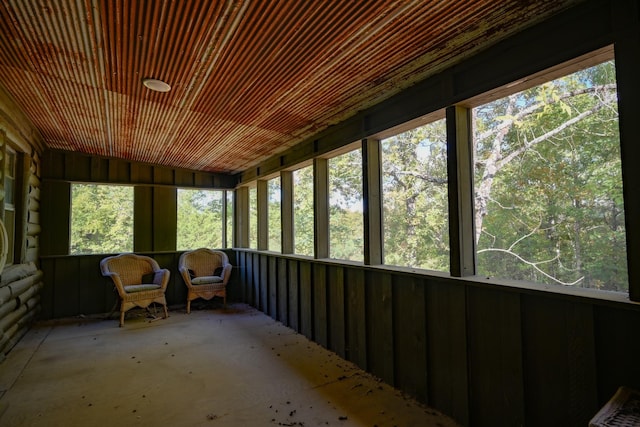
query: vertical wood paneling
[
  {"left": 393, "top": 275, "right": 427, "bottom": 402},
  {"left": 152, "top": 187, "right": 177, "bottom": 251},
  {"left": 77, "top": 256, "right": 106, "bottom": 315},
  {"left": 593, "top": 306, "right": 640, "bottom": 405},
  {"left": 40, "top": 181, "right": 70, "bottom": 256},
  {"left": 277, "top": 257, "right": 288, "bottom": 324},
  {"left": 345, "top": 268, "right": 366, "bottom": 369},
  {"left": 252, "top": 253, "right": 260, "bottom": 308},
  {"left": 268, "top": 256, "right": 278, "bottom": 319},
  {"left": 466, "top": 287, "right": 524, "bottom": 426},
  {"left": 90, "top": 157, "right": 109, "bottom": 181},
  {"left": 133, "top": 186, "right": 153, "bottom": 252},
  {"left": 108, "top": 158, "right": 130, "bottom": 182},
  {"left": 299, "top": 261, "right": 313, "bottom": 339},
  {"left": 366, "top": 270, "right": 394, "bottom": 385},
  {"left": 288, "top": 260, "right": 299, "bottom": 331},
  {"left": 522, "top": 295, "right": 598, "bottom": 426},
  {"left": 260, "top": 254, "right": 268, "bottom": 312},
  {"left": 425, "top": 280, "right": 469, "bottom": 426},
  {"left": 313, "top": 263, "right": 328, "bottom": 347},
  {"left": 328, "top": 265, "right": 345, "bottom": 357},
  {"left": 39, "top": 258, "right": 55, "bottom": 319},
  {"left": 53, "top": 256, "right": 79, "bottom": 318}
]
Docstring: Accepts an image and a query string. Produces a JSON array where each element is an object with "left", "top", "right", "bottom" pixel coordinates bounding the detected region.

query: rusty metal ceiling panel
[{"left": 0, "top": 0, "right": 582, "bottom": 175}]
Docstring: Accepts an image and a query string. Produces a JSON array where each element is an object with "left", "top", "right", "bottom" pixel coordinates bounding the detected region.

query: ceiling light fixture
[{"left": 142, "top": 78, "right": 171, "bottom": 92}]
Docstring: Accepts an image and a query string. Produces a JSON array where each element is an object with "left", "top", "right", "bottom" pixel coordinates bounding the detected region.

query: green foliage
[
  {"left": 381, "top": 120, "right": 449, "bottom": 270},
  {"left": 329, "top": 150, "right": 363, "bottom": 262},
  {"left": 70, "top": 184, "right": 133, "bottom": 254},
  {"left": 293, "top": 166, "right": 314, "bottom": 256},
  {"left": 268, "top": 178, "right": 281, "bottom": 252},
  {"left": 474, "top": 61, "right": 627, "bottom": 291},
  {"left": 176, "top": 189, "right": 223, "bottom": 250}
]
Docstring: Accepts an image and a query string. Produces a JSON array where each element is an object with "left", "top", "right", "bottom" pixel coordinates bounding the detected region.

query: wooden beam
[
  {"left": 234, "top": 187, "right": 249, "bottom": 248},
  {"left": 447, "top": 105, "right": 476, "bottom": 277},
  {"left": 281, "top": 171, "right": 294, "bottom": 254},
  {"left": 362, "top": 138, "right": 383, "bottom": 265},
  {"left": 257, "top": 180, "right": 268, "bottom": 250},
  {"left": 313, "top": 158, "right": 329, "bottom": 259}
]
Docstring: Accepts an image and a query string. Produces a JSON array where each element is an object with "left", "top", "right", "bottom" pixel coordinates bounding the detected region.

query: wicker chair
[
  {"left": 100, "top": 253, "right": 170, "bottom": 327},
  {"left": 179, "top": 248, "right": 232, "bottom": 313}
]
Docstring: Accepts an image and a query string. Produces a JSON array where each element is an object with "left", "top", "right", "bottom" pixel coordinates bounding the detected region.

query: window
[
  {"left": 293, "top": 165, "right": 314, "bottom": 256},
  {"left": 225, "top": 191, "right": 233, "bottom": 248},
  {"left": 4, "top": 147, "right": 17, "bottom": 264},
  {"left": 381, "top": 118, "right": 449, "bottom": 270},
  {"left": 268, "top": 177, "right": 281, "bottom": 252},
  {"left": 329, "top": 149, "right": 363, "bottom": 261},
  {"left": 70, "top": 184, "right": 134, "bottom": 254},
  {"left": 249, "top": 186, "right": 257, "bottom": 249},
  {"left": 177, "top": 189, "right": 223, "bottom": 250},
  {"left": 473, "top": 59, "right": 628, "bottom": 292}
]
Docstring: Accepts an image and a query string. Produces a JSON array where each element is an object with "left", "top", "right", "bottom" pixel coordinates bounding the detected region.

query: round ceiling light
[{"left": 142, "top": 78, "right": 171, "bottom": 92}]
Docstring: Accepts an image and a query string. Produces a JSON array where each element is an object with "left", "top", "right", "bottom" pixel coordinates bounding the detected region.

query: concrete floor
[{"left": 0, "top": 303, "right": 460, "bottom": 427}]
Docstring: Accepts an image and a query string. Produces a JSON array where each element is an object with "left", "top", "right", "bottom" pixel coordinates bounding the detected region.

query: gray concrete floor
[{"left": 0, "top": 303, "right": 460, "bottom": 426}]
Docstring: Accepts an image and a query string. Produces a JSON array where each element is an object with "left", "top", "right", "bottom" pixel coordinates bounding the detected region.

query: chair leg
[
  {"left": 163, "top": 304, "right": 168, "bottom": 319},
  {"left": 187, "top": 300, "right": 191, "bottom": 314},
  {"left": 119, "top": 311, "right": 125, "bottom": 327}
]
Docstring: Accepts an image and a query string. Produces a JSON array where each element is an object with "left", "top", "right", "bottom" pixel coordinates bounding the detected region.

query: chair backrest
[
  {"left": 180, "top": 248, "right": 228, "bottom": 277},
  {"left": 100, "top": 254, "right": 159, "bottom": 286}
]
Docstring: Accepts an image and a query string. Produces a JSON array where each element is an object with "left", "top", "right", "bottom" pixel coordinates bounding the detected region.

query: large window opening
[
  {"left": 293, "top": 165, "right": 314, "bottom": 256},
  {"left": 177, "top": 189, "right": 223, "bottom": 250},
  {"left": 70, "top": 184, "right": 134, "bottom": 255},
  {"left": 381, "top": 117, "right": 449, "bottom": 270},
  {"left": 249, "top": 186, "right": 257, "bottom": 249},
  {"left": 472, "top": 58, "right": 628, "bottom": 292},
  {"left": 268, "top": 177, "right": 281, "bottom": 252},
  {"left": 329, "top": 149, "right": 363, "bottom": 262}
]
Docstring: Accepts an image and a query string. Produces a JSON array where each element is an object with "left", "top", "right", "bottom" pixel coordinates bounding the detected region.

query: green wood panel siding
[
  {"left": 288, "top": 260, "right": 299, "bottom": 331},
  {"left": 77, "top": 255, "right": 108, "bottom": 315},
  {"left": 90, "top": 157, "right": 109, "bottom": 182},
  {"left": 175, "top": 169, "right": 194, "bottom": 186},
  {"left": 312, "top": 263, "right": 328, "bottom": 347},
  {"left": 277, "top": 257, "right": 288, "bottom": 324},
  {"left": 299, "top": 261, "right": 313, "bottom": 339},
  {"left": 152, "top": 187, "right": 176, "bottom": 251},
  {"left": 40, "top": 180, "right": 70, "bottom": 256},
  {"left": 108, "top": 158, "right": 130, "bottom": 183},
  {"left": 593, "top": 305, "right": 640, "bottom": 405},
  {"left": 393, "top": 275, "right": 427, "bottom": 402},
  {"left": 425, "top": 280, "right": 469, "bottom": 426},
  {"left": 53, "top": 256, "right": 79, "bottom": 318},
  {"left": 252, "top": 253, "right": 259, "bottom": 308},
  {"left": 466, "top": 287, "right": 524, "bottom": 426},
  {"left": 39, "top": 258, "right": 55, "bottom": 319},
  {"left": 259, "top": 254, "right": 268, "bottom": 312},
  {"left": 328, "top": 265, "right": 345, "bottom": 357},
  {"left": 522, "top": 295, "right": 598, "bottom": 426},
  {"left": 365, "top": 270, "right": 394, "bottom": 385},
  {"left": 131, "top": 163, "right": 153, "bottom": 184},
  {"left": 268, "top": 256, "right": 278, "bottom": 319},
  {"left": 345, "top": 268, "right": 366, "bottom": 369},
  {"left": 134, "top": 186, "right": 153, "bottom": 252}
]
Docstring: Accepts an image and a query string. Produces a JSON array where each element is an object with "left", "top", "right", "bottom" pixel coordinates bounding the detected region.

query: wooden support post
[
  {"left": 362, "top": 138, "right": 383, "bottom": 265},
  {"left": 447, "top": 105, "right": 476, "bottom": 277},
  {"left": 234, "top": 187, "right": 249, "bottom": 248},
  {"left": 257, "top": 180, "right": 268, "bottom": 250},
  {"left": 314, "top": 158, "right": 329, "bottom": 259},
  {"left": 281, "top": 171, "right": 294, "bottom": 254}
]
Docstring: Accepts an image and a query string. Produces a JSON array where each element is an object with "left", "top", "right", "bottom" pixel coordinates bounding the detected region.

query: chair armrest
[
  {"left": 153, "top": 268, "right": 171, "bottom": 291},
  {"left": 221, "top": 263, "right": 232, "bottom": 285},
  {"left": 179, "top": 266, "right": 193, "bottom": 287},
  {"left": 102, "top": 272, "right": 127, "bottom": 297}
]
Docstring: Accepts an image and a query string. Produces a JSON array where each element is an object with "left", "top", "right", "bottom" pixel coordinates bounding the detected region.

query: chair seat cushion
[
  {"left": 124, "top": 284, "right": 161, "bottom": 293},
  {"left": 191, "top": 276, "right": 223, "bottom": 285}
]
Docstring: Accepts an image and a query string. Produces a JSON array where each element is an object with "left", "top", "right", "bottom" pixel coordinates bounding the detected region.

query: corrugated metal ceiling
[{"left": 0, "top": 0, "right": 581, "bottom": 174}]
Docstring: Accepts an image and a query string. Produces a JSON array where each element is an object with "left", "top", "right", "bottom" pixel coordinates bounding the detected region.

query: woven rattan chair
[
  {"left": 100, "top": 253, "right": 170, "bottom": 327},
  {"left": 179, "top": 248, "right": 232, "bottom": 313}
]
